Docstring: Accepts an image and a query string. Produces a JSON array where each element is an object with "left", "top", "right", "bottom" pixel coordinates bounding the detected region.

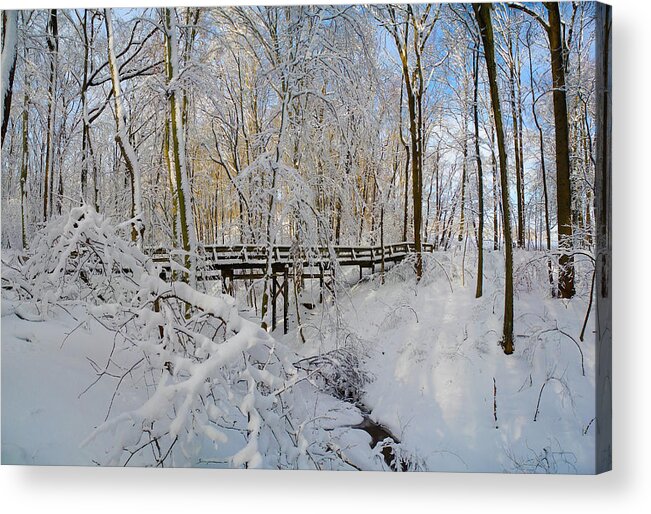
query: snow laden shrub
[
  {"left": 514, "top": 249, "right": 594, "bottom": 297},
  {"left": 14, "top": 207, "right": 360, "bottom": 469},
  {"left": 294, "top": 348, "right": 371, "bottom": 404},
  {"left": 84, "top": 277, "right": 343, "bottom": 468},
  {"left": 514, "top": 251, "right": 557, "bottom": 295},
  {"left": 374, "top": 438, "right": 427, "bottom": 472},
  {"left": 20, "top": 205, "right": 152, "bottom": 309},
  {"left": 1, "top": 250, "right": 32, "bottom": 301},
  {"left": 382, "top": 252, "right": 456, "bottom": 292}
]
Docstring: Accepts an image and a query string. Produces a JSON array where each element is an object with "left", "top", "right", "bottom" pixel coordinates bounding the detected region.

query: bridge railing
[{"left": 148, "top": 242, "right": 435, "bottom": 267}]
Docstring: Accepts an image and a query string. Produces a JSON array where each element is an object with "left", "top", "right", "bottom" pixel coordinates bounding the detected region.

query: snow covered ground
[
  {"left": 1, "top": 241, "right": 596, "bottom": 472},
  {"left": 281, "top": 250, "right": 597, "bottom": 473},
  {"left": 1, "top": 300, "right": 138, "bottom": 465},
  {"left": 0, "top": 294, "right": 394, "bottom": 470}
]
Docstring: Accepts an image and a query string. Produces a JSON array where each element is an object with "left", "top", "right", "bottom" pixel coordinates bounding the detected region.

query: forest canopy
[{"left": 1, "top": 3, "right": 596, "bottom": 260}]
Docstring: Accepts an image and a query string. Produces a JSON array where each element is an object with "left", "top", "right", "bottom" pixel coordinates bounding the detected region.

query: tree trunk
[
  {"left": 387, "top": 5, "right": 432, "bottom": 280},
  {"left": 43, "top": 9, "right": 58, "bottom": 222},
  {"left": 474, "top": 3, "right": 515, "bottom": 355},
  {"left": 20, "top": 51, "right": 28, "bottom": 249},
  {"left": 516, "top": 36, "right": 526, "bottom": 248},
  {"left": 105, "top": 9, "right": 144, "bottom": 246},
  {"left": 164, "top": 7, "right": 197, "bottom": 281},
  {"left": 164, "top": 116, "right": 179, "bottom": 246},
  {"left": 1, "top": 11, "right": 18, "bottom": 149},
  {"left": 399, "top": 82, "right": 410, "bottom": 243},
  {"left": 473, "top": 45, "right": 484, "bottom": 298},
  {"left": 491, "top": 125, "right": 499, "bottom": 251},
  {"left": 546, "top": 2, "right": 575, "bottom": 298},
  {"left": 80, "top": 10, "right": 91, "bottom": 205},
  {"left": 459, "top": 130, "right": 467, "bottom": 243},
  {"left": 508, "top": 34, "right": 525, "bottom": 248},
  {"left": 261, "top": 40, "right": 289, "bottom": 330},
  {"left": 78, "top": 10, "right": 99, "bottom": 210}
]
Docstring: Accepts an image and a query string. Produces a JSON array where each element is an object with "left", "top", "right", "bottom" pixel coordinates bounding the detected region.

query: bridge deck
[{"left": 150, "top": 242, "right": 433, "bottom": 272}]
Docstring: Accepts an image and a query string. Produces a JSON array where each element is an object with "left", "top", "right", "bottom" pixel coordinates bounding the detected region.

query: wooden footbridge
[{"left": 150, "top": 242, "right": 433, "bottom": 333}]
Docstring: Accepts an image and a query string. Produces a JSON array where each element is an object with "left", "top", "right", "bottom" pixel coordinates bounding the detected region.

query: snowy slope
[{"left": 288, "top": 250, "right": 596, "bottom": 473}]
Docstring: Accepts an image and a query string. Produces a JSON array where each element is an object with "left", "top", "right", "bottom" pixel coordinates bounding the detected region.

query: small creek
[{"left": 351, "top": 405, "right": 406, "bottom": 471}]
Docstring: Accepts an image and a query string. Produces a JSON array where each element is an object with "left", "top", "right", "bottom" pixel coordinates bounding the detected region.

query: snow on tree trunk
[
  {"left": 104, "top": 9, "right": 144, "bottom": 247},
  {"left": 20, "top": 46, "right": 28, "bottom": 250},
  {"left": 1, "top": 10, "right": 17, "bottom": 148},
  {"left": 164, "top": 7, "right": 197, "bottom": 284},
  {"left": 43, "top": 9, "right": 58, "bottom": 222}
]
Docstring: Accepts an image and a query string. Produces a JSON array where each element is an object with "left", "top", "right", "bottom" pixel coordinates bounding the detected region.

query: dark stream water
[{"left": 352, "top": 406, "right": 406, "bottom": 471}]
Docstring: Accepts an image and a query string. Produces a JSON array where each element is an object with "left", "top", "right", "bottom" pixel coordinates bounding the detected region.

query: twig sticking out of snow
[{"left": 493, "top": 377, "right": 498, "bottom": 429}]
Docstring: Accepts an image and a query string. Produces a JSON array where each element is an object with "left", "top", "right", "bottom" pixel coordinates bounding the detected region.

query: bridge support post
[
  {"left": 319, "top": 264, "right": 324, "bottom": 303},
  {"left": 283, "top": 266, "right": 289, "bottom": 334},
  {"left": 272, "top": 274, "right": 277, "bottom": 332},
  {"left": 221, "top": 269, "right": 233, "bottom": 295}
]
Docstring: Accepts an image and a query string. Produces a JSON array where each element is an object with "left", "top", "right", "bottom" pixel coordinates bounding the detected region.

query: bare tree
[
  {"left": 525, "top": 23, "right": 554, "bottom": 293},
  {"left": 382, "top": 4, "right": 439, "bottom": 281},
  {"left": 19, "top": 26, "right": 29, "bottom": 249},
  {"left": 472, "top": 40, "right": 484, "bottom": 298},
  {"left": 43, "top": 9, "right": 58, "bottom": 221},
  {"left": 473, "top": 3, "right": 514, "bottom": 354},
  {"left": 509, "top": 2, "right": 575, "bottom": 298},
  {"left": 1, "top": 10, "right": 18, "bottom": 149},
  {"left": 163, "top": 7, "right": 197, "bottom": 281},
  {"left": 104, "top": 9, "right": 144, "bottom": 245}
]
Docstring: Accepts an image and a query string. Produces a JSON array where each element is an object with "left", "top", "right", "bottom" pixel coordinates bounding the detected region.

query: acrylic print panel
[{"left": 0, "top": 2, "right": 611, "bottom": 473}]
